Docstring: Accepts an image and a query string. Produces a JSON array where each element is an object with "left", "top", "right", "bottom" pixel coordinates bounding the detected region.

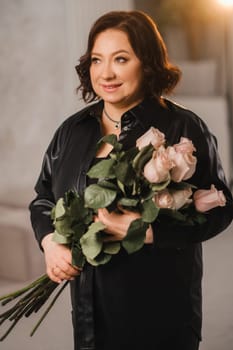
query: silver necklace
[{"left": 103, "top": 109, "right": 121, "bottom": 129}]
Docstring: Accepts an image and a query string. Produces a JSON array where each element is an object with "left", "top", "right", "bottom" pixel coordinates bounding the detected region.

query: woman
[{"left": 29, "top": 11, "right": 233, "bottom": 350}]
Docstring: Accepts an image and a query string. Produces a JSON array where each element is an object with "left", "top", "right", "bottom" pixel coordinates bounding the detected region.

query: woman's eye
[
  {"left": 91, "top": 57, "right": 100, "bottom": 64},
  {"left": 116, "top": 56, "right": 128, "bottom": 63}
]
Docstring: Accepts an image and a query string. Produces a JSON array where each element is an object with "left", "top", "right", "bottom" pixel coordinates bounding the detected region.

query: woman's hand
[
  {"left": 95, "top": 208, "right": 154, "bottom": 244},
  {"left": 41, "top": 233, "right": 81, "bottom": 283}
]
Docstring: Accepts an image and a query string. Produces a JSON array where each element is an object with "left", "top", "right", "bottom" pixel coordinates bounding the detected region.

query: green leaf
[
  {"left": 117, "top": 180, "right": 126, "bottom": 195},
  {"left": 132, "top": 144, "right": 154, "bottom": 173},
  {"left": 122, "top": 147, "right": 139, "bottom": 161},
  {"left": 84, "top": 184, "right": 117, "bottom": 209},
  {"left": 52, "top": 230, "right": 71, "bottom": 244},
  {"left": 87, "top": 158, "right": 116, "bottom": 179},
  {"left": 68, "top": 193, "right": 90, "bottom": 221},
  {"left": 64, "top": 190, "right": 77, "bottom": 207},
  {"left": 72, "top": 222, "right": 88, "bottom": 242},
  {"left": 141, "top": 188, "right": 155, "bottom": 201},
  {"left": 54, "top": 217, "right": 74, "bottom": 236},
  {"left": 83, "top": 210, "right": 95, "bottom": 225},
  {"left": 122, "top": 218, "right": 148, "bottom": 254},
  {"left": 85, "top": 221, "right": 106, "bottom": 234},
  {"left": 87, "top": 252, "right": 112, "bottom": 266},
  {"left": 54, "top": 198, "right": 66, "bottom": 219},
  {"left": 132, "top": 180, "right": 138, "bottom": 196},
  {"left": 115, "top": 161, "right": 135, "bottom": 185},
  {"left": 141, "top": 199, "right": 160, "bottom": 223},
  {"left": 80, "top": 222, "right": 106, "bottom": 259},
  {"left": 103, "top": 242, "right": 121, "bottom": 254},
  {"left": 151, "top": 178, "right": 171, "bottom": 191},
  {"left": 118, "top": 197, "right": 139, "bottom": 207},
  {"left": 97, "top": 179, "right": 118, "bottom": 191},
  {"left": 71, "top": 244, "right": 86, "bottom": 268},
  {"left": 97, "top": 134, "right": 122, "bottom": 152}
]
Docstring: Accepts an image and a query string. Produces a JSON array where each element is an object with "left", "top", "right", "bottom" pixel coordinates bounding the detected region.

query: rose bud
[
  {"left": 143, "top": 146, "right": 173, "bottom": 183},
  {"left": 194, "top": 184, "right": 226, "bottom": 212},
  {"left": 136, "top": 127, "right": 165, "bottom": 150},
  {"left": 153, "top": 189, "right": 174, "bottom": 208}
]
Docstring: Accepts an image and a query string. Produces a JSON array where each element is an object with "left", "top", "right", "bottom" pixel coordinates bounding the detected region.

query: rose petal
[
  {"left": 194, "top": 185, "right": 226, "bottom": 212},
  {"left": 136, "top": 127, "right": 165, "bottom": 150}
]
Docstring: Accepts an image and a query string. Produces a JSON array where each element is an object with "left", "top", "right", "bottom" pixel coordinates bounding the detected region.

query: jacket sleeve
[
  {"left": 154, "top": 113, "right": 233, "bottom": 248},
  {"left": 29, "top": 125, "right": 65, "bottom": 249}
]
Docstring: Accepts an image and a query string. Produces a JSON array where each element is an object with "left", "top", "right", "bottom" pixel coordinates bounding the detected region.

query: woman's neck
[{"left": 103, "top": 97, "right": 144, "bottom": 119}]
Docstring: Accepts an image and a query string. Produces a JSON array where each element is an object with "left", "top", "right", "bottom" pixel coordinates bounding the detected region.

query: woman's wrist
[{"left": 41, "top": 233, "right": 54, "bottom": 250}]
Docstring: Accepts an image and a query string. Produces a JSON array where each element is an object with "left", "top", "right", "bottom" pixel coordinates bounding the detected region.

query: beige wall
[
  {"left": 0, "top": 0, "right": 133, "bottom": 208},
  {"left": 1, "top": 1, "right": 232, "bottom": 206},
  {"left": 0, "top": 0, "right": 67, "bottom": 206}
]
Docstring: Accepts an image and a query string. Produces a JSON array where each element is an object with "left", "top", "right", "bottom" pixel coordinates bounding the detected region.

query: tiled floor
[{"left": 0, "top": 223, "right": 233, "bottom": 350}]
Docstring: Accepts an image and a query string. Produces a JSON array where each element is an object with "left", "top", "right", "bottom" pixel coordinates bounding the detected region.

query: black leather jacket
[{"left": 29, "top": 97, "right": 233, "bottom": 350}]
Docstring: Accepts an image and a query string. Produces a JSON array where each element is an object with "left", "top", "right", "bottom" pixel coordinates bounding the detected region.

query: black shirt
[{"left": 29, "top": 97, "right": 233, "bottom": 350}]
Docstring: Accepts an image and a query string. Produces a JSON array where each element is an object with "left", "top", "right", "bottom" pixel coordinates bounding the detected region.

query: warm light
[{"left": 217, "top": 0, "right": 233, "bottom": 6}]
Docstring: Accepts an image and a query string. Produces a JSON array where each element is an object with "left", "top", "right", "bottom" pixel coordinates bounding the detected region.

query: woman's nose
[{"left": 101, "top": 62, "right": 115, "bottom": 80}]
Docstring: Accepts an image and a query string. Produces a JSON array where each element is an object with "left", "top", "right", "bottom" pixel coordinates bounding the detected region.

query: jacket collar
[{"left": 87, "top": 97, "right": 168, "bottom": 127}]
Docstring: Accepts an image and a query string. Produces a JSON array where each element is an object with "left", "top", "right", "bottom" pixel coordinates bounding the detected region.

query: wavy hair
[{"left": 76, "top": 11, "right": 181, "bottom": 103}]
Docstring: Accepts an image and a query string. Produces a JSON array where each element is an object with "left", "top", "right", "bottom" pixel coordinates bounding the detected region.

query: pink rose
[
  {"left": 153, "top": 189, "right": 174, "bottom": 208},
  {"left": 193, "top": 184, "right": 226, "bottom": 212},
  {"left": 167, "top": 137, "right": 197, "bottom": 182},
  {"left": 170, "top": 187, "right": 193, "bottom": 210},
  {"left": 154, "top": 187, "right": 193, "bottom": 210},
  {"left": 136, "top": 127, "right": 165, "bottom": 150},
  {"left": 143, "top": 146, "right": 173, "bottom": 183},
  {"left": 174, "top": 137, "right": 196, "bottom": 154}
]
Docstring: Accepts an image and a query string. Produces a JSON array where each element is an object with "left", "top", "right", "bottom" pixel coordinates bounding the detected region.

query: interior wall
[
  {"left": 0, "top": 0, "right": 133, "bottom": 207},
  {"left": 0, "top": 0, "right": 67, "bottom": 206}
]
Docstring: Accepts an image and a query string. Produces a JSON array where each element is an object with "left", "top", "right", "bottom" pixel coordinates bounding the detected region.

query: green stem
[
  {"left": 0, "top": 302, "right": 32, "bottom": 341},
  {"left": 30, "top": 280, "right": 69, "bottom": 337},
  {"left": 0, "top": 274, "right": 49, "bottom": 304},
  {"left": 0, "top": 275, "right": 56, "bottom": 333},
  {"left": 0, "top": 277, "right": 60, "bottom": 341},
  {"left": 25, "top": 283, "right": 58, "bottom": 317},
  {"left": 0, "top": 278, "right": 54, "bottom": 321}
]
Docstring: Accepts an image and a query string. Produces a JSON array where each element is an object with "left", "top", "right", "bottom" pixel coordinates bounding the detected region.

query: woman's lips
[{"left": 101, "top": 84, "right": 122, "bottom": 92}]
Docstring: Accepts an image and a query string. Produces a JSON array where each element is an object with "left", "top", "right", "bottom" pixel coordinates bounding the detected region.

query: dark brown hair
[{"left": 76, "top": 10, "right": 181, "bottom": 103}]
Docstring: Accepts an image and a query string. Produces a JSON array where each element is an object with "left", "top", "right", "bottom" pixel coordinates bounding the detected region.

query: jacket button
[{"left": 81, "top": 170, "right": 86, "bottom": 175}]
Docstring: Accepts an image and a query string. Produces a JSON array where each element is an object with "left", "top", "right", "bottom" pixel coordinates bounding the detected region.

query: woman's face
[{"left": 90, "top": 29, "right": 144, "bottom": 109}]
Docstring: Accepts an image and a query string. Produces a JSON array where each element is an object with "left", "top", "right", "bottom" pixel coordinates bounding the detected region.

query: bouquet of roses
[{"left": 0, "top": 127, "right": 226, "bottom": 340}]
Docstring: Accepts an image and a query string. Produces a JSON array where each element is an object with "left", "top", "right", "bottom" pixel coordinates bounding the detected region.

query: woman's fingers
[
  {"left": 47, "top": 263, "right": 81, "bottom": 283},
  {"left": 51, "top": 266, "right": 80, "bottom": 283},
  {"left": 42, "top": 234, "right": 82, "bottom": 283}
]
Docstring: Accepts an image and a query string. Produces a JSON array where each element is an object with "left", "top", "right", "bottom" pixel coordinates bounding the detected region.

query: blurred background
[{"left": 0, "top": 0, "right": 233, "bottom": 349}]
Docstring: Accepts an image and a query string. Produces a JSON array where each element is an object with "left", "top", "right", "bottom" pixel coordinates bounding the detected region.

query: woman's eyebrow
[{"left": 91, "top": 49, "right": 130, "bottom": 56}]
